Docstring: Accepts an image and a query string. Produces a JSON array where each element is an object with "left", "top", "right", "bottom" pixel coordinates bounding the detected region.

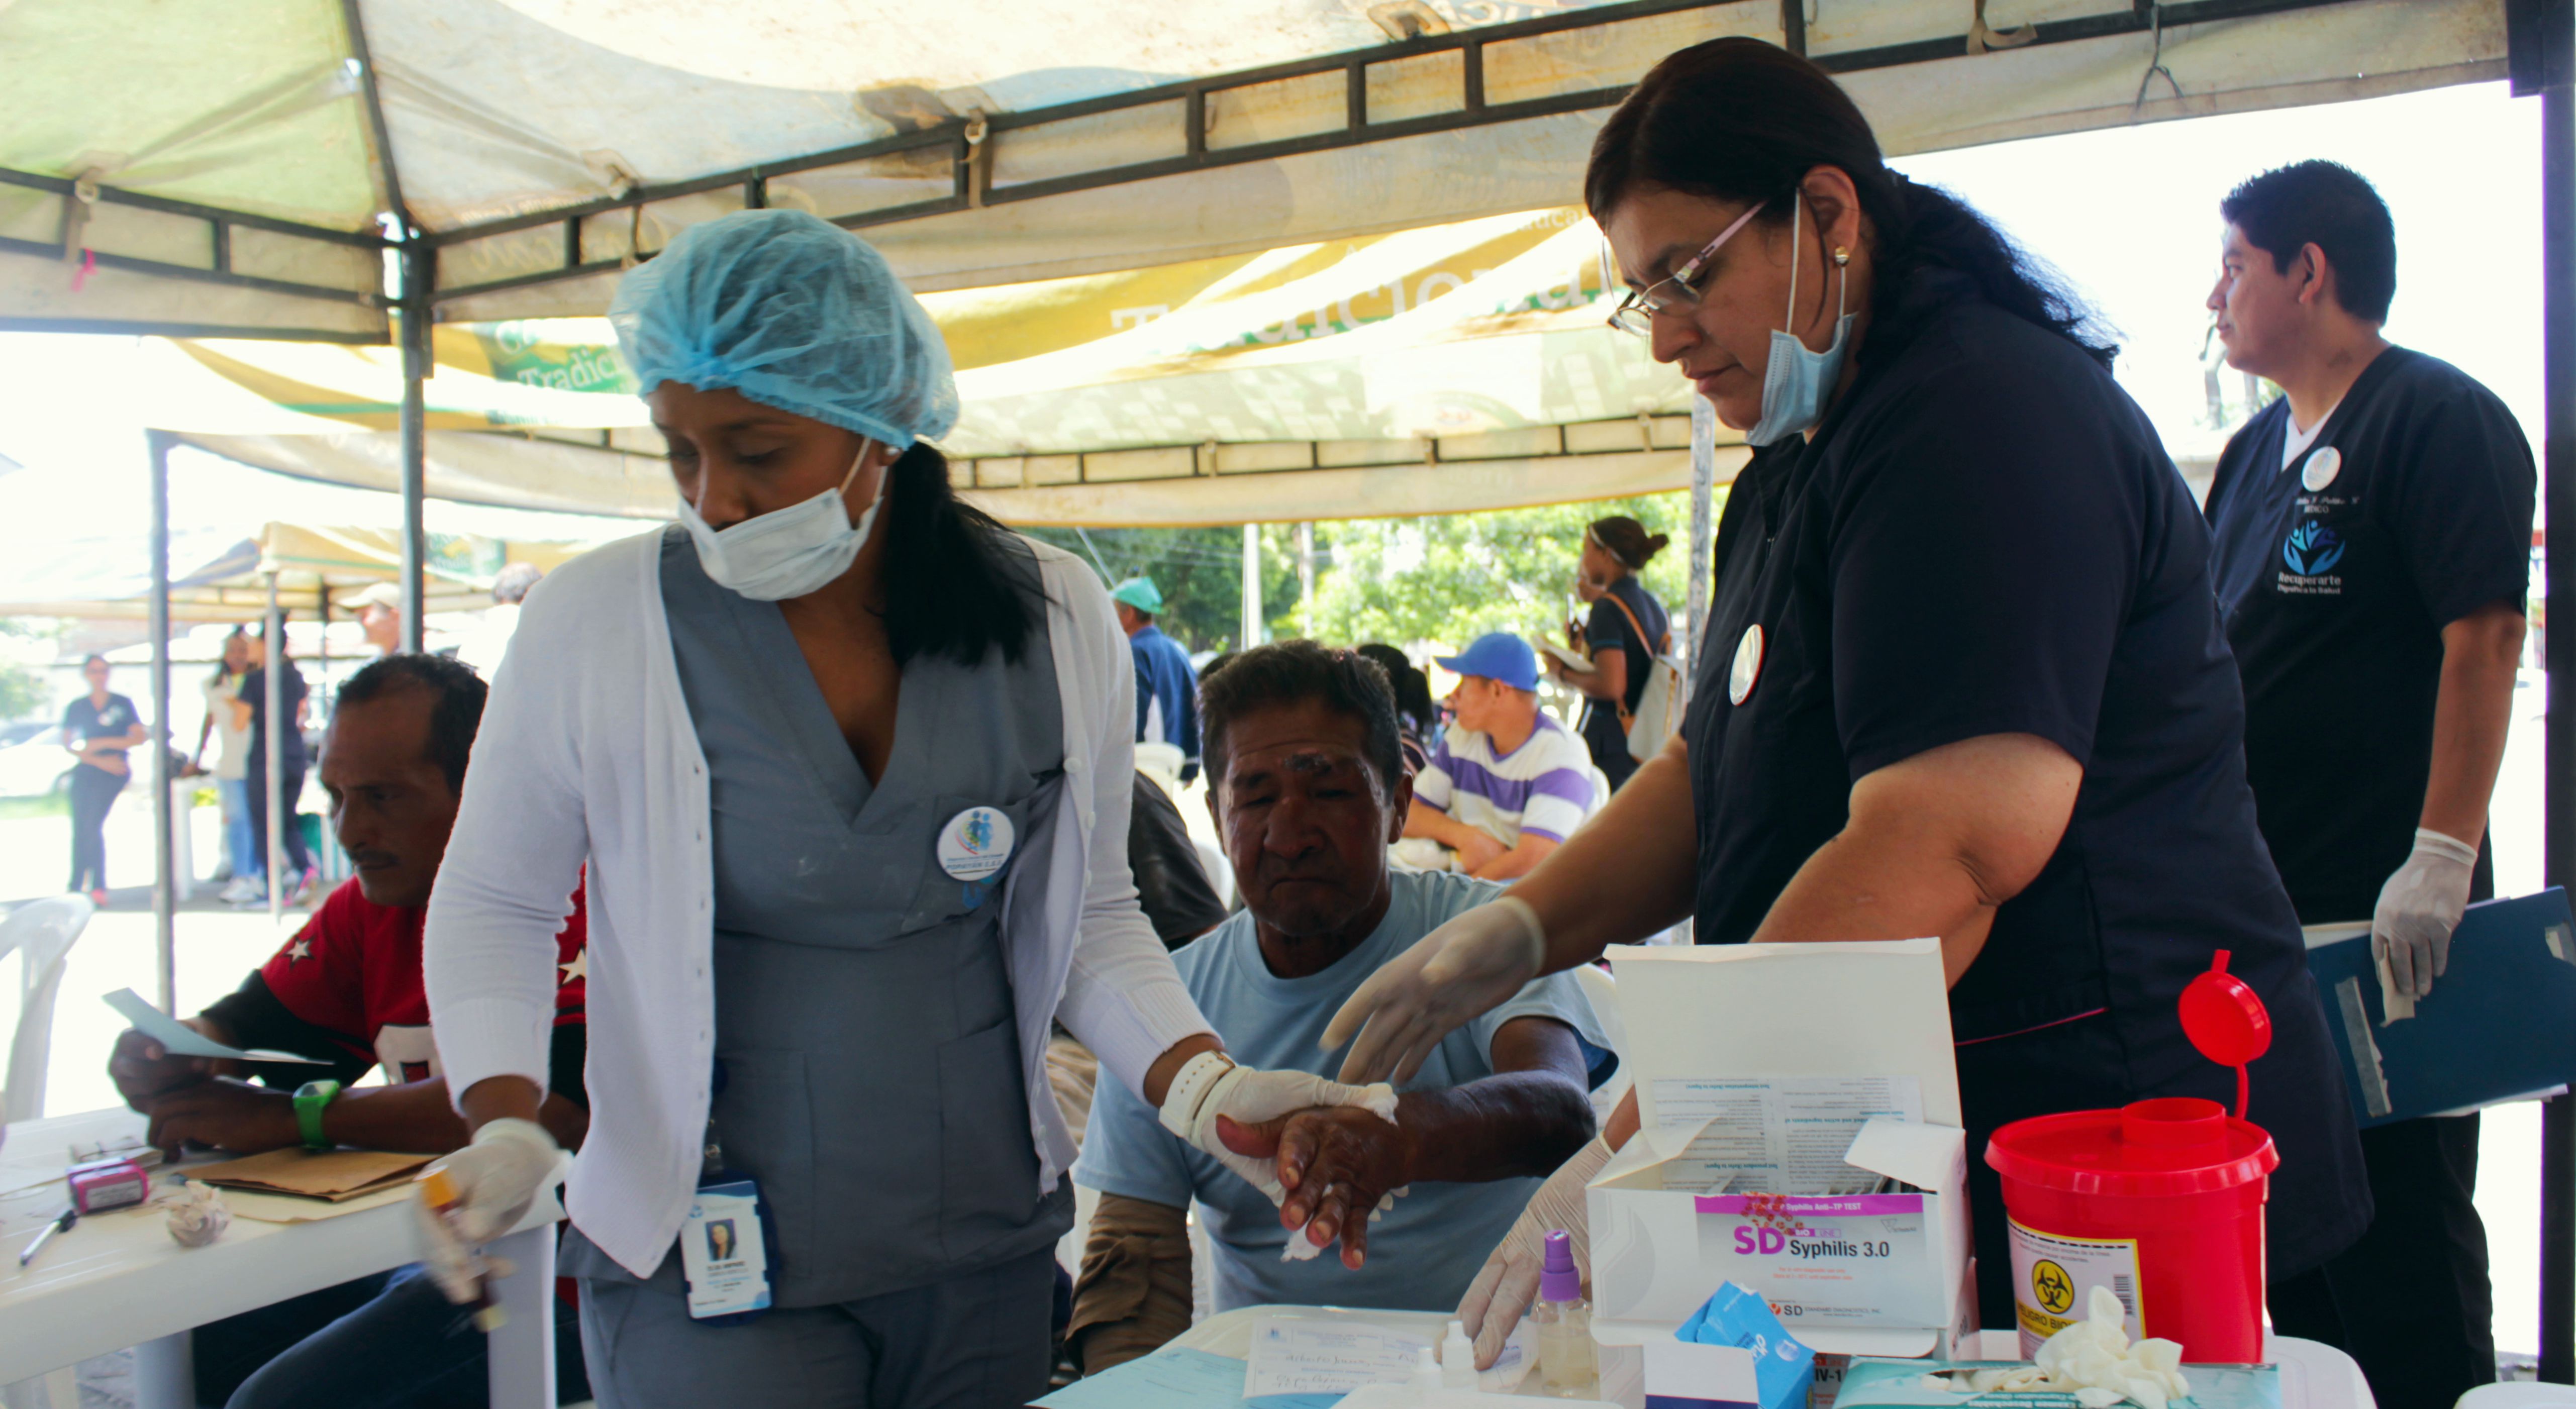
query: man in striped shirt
[{"left": 1403, "top": 634, "right": 1602, "bottom": 880}]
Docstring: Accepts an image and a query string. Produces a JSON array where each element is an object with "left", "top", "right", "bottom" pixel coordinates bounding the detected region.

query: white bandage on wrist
[{"left": 1155, "top": 1050, "right": 1236, "bottom": 1141}]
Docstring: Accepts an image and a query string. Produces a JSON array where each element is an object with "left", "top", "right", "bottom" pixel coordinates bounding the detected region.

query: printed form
[{"left": 1648, "top": 1076, "right": 1924, "bottom": 1193}]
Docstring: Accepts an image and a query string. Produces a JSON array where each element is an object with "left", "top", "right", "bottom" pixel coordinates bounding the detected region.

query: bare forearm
[
  {"left": 457, "top": 1075, "right": 544, "bottom": 1133},
  {"left": 1396, "top": 1072, "right": 1594, "bottom": 1183},
  {"left": 1472, "top": 837, "right": 1557, "bottom": 881},
  {"left": 1405, "top": 799, "right": 1480, "bottom": 851},
  {"left": 328, "top": 1079, "right": 587, "bottom": 1154},
  {"left": 1506, "top": 740, "right": 1697, "bottom": 971},
  {"left": 2421, "top": 605, "right": 2526, "bottom": 845},
  {"left": 1750, "top": 816, "right": 1999, "bottom": 986}
]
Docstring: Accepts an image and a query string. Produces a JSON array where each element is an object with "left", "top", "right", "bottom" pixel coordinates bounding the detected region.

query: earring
[{"left": 1831, "top": 246, "right": 1850, "bottom": 266}]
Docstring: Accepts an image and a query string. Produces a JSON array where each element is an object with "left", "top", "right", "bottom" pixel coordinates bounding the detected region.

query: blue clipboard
[{"left": 2304, "top": 888, "right": 2576, "bottom": 1128}]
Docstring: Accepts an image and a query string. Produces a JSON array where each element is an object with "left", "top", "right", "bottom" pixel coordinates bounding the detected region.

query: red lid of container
[
  {"left": 1984, "top": 1098, "right": 2278, "bottom": 1196},
  {"left": 1981, "top": 951, "right": 2281, "bottom": 1195}
]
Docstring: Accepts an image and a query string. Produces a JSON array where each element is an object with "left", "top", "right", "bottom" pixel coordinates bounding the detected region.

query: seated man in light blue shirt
[{"left": 1068, "top": 641, "right": 1608, "bottom": 1373}]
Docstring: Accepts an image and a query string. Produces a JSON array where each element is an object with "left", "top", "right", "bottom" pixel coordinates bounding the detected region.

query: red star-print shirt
[{"left": 231, "top": 876, "right": 586, "bottom": 1087}]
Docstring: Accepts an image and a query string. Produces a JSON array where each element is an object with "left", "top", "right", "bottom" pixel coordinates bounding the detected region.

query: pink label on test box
[{"left": 1691, "top": 1193, "right": 1924, "bottom": 1218}]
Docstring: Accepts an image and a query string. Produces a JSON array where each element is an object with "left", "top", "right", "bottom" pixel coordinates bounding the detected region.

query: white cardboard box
[{"left": 1587, "top": 939, "right": 1975, "bottom": 1358}]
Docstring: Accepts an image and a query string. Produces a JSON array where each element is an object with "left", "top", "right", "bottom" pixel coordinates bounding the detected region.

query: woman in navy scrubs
[{"left": 1325, "top": 38, "right": 2369, "bottom": 1355}]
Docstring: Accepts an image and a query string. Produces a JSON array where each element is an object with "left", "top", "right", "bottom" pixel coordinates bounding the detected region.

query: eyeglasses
[{"left": 1607, "top": 199, "right": 1768, "bottom": 336}]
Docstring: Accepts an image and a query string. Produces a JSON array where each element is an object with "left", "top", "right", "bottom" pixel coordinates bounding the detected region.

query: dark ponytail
[
  {"left": 1586, "top": 38, "right": 2114, "bottom": 369},
  {"left": 879, "top": 441, "right": 1044, "bottom": 666}
]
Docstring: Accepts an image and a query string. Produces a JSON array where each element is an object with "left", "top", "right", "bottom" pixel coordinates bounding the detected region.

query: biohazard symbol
[{"left": 2031, "top": 1260, "right": 2076, "bottom": 1316}]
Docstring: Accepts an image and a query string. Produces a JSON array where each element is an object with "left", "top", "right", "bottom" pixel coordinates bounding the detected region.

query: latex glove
[
  {"left": 1457, "top": 1134, "right": 1614, "bottom": 1369},
  {"left": 1158, "top": 1052, "right": 1396, "bottom": 1204},
  {"left": 2373, "top": 827, "right": 2478, "bottom": 1003},
  {"left": 1321, "top": 896, "right": 1547, "bottom": 1083},
  {"left": 413, "top": 1118, "right": 566, "bottom": 1304}
]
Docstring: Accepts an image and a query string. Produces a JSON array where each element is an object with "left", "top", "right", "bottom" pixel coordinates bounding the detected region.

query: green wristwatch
[{"left": 293, "top": 1079, "right": 342, "bottom": 1151}]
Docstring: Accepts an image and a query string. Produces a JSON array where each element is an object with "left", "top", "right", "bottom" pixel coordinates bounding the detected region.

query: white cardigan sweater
[{"left": 424, "top": 528, "right": 1214, "bottom": 1276}]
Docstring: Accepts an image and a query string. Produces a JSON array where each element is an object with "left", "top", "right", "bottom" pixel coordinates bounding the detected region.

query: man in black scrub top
[{"left": 2203, "top": 161, "right": 2534, "bottom": 1407}]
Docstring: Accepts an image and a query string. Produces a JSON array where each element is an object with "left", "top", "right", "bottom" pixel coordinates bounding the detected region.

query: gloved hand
[
  {"left": 2373, "top": 827, "right": 2478, "bottom": 1001},
  {"left": 1158, "top": 1052, "right": 1396, "bottom": 1204},
  {"left": 1321, "top": 896, "right": 1547, "bottom": 1083},
  {"left": 412, "top": 1118, "right": 567, "bottom": 1304},
  {"left": 1457, "top": 1134, "right": 1614, "bottom": 1369}
]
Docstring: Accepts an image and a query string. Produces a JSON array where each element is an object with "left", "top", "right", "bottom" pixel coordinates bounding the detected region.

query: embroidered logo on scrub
[{"left": 2281, "top": 522, "right": 2345, "bottom": 576}]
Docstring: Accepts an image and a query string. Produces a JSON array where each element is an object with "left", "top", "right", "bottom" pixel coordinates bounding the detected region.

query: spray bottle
[{"left": 1534, "top": 1229, "right": 1596, "bottom": 1397}]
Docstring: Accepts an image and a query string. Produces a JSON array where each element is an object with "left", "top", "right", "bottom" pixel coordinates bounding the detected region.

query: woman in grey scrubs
[{"left": 418, "top": 211, "right": 1390, "bottom": 1409}]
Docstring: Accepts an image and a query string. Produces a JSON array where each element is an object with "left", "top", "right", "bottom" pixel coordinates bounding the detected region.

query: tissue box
[{"left": 1594, "top": 1334, "right": 1765, "bottom": 1409}]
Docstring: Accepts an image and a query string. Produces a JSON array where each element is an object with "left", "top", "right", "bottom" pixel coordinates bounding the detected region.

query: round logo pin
[
  {"left": 1728, "top": 624, "right": 1765, "bottom": 707},
  {"left": 2301, "top": 446, "right": 2341, "bottom": 492},
  {"left": 936, "top": 806, "right": 1015, "bottom": 882}
]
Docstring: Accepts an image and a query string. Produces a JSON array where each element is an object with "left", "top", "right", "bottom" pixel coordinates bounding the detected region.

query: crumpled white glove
[
  {"left": 1457, "top": 1133, "right": 1614, "bottom": 1369},
  {"left": 1158, "top": 1052, "right": 1397, "bottom": 1204},
  {"left": 413, "top": 1118, "right": 568, "bottom": 1305},
  {"left": 1321, "top": 896, "right": 1547, "bottom": 1084},
  {"left": 2373, "top": 827, "right": 2478, "bottom": 1006}
]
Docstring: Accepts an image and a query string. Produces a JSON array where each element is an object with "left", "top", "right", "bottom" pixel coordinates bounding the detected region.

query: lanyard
[{"left": 702, "top": 1059, "right": 728, "bottom": 1185}]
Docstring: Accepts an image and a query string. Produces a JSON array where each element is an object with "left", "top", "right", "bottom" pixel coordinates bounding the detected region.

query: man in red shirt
[{"left": 107, "top": 653, "right": 588, "bottom": 1409}]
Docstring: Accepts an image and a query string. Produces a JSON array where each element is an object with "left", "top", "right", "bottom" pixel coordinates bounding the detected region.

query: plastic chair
[{"left": 0, "top": 895, "right": 97, "bottom": 1126}]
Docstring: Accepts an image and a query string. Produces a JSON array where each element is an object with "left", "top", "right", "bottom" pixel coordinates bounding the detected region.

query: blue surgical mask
[
  {"left": 1744, "top": 198, "right": 1854, "bottom": 447},
  {"left": 678, "top": 441, "right": 885, "bottom": 600}
]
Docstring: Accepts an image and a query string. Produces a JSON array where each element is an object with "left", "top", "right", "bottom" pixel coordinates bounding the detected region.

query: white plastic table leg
[
  {"left": 485, "top": 1225, "right": 555, "bottom": 1409},
  {"left": 130, "top": 1330, "right": 192, "bottom": 1409}
]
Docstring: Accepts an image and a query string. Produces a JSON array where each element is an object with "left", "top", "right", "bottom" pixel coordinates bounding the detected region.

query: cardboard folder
[
  {"left": 188, "top": 1148, "right": 433, "bottom": 1202},
  {"left": 2304, "top": 887, "right": 2576, "bottom": 1128}
]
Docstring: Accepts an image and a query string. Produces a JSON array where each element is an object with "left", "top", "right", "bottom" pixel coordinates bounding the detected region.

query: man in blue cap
[
  {"left": 1114, "top": 577, "right": 1202, "bottom": 784},
  {"left": 1403, "top": 633, "right": 1600, "bottom": 880}
]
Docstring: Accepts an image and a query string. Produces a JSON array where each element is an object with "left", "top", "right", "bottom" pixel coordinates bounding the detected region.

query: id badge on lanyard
[{"left": 684, "top": 1060, "right": 774, "bottom": 1323}]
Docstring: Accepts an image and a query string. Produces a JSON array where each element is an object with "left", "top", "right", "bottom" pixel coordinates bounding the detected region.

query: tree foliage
[
  {"left": 1026, "top": 491, "right": 1708, "bottom": 665},
  {"left": 0, "top": 619, "right": 57, "bottom": 721},
  {"left": 1301, "top": 493, "right": 1700, "bottom": 657}
]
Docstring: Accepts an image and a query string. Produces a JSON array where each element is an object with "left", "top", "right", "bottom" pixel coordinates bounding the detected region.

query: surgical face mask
[
  {"left": 678, "top": 440, "right": 885, "bottom": 600},
  {"left": 1744, "top": 197, "right": 1855, "bottom": 447}
]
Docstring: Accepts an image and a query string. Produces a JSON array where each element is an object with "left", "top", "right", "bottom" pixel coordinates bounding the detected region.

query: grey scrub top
[{"left": 563, "top": 526, "right": 1070, "bottom": 1306}]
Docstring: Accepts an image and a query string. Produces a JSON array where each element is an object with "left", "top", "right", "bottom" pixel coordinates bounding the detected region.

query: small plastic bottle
[
  {"left": 1441, "top": 1319, "right": 1477, "bottom": 1388},
  {"left": 1409, "top": 1345, "right": 1444, "bottom": 1395},
  {"left": 1533, "top": 1230, "right": 1597, "bottom": 1398}
]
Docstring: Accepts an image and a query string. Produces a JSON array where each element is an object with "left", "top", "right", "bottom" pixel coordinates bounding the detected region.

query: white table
[
  {"left": 1168, "top": 1306, "right": 2376, "bottom": 1407},
  {"left": 0, "top": 1108, "right": 558, "bottom": 1409}
]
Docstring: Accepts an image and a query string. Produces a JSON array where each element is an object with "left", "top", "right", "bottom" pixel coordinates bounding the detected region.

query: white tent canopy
[{"left": 0, "top": 0, "right": 2508, "bottom": 338}]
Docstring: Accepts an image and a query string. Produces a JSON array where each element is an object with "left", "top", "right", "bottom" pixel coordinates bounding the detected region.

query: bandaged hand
[
  {"left": 1458, "top": 1133, "right": 1613, "bottom": 1369},
  {"left": 413, "top": 1118, "right": 567, "bottom": 1304},
  {"left": 1157, "top": 1052, "right": 1396, "bottom": 1204},
  {"left": 1323, "top": 897, "right": 1546, "bottom": 1083},
  {"left": 1217, "top": 1104, "right": 1414, "bottom": 1269},
  {"left": 2373, "top": 827, "right": 2478, "bottom": 1000}
]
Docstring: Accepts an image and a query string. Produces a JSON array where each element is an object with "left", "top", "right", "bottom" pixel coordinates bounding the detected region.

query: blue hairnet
[{"left": 608, "top": 209, "right": 958, "bottom": 448}]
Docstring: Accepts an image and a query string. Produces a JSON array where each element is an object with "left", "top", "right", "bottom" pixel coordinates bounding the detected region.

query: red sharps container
[{"left": 1984, "top": 951, "right": 2280, "bottom": 1362}]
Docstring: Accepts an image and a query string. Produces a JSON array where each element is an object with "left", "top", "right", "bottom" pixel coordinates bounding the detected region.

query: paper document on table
[
  {"left": 1649, "top": 1076, "right": 1923, "bottom": 1193},
  {"left": 1242, "top": 1318, "right": 1532, "bottom": 1397},
  {"left": 102, "top": 988, "right": 327, "bottom": 1065},
  {"left": 1031, "top": 1347, "right": 1336, "bottom": 1409}
]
